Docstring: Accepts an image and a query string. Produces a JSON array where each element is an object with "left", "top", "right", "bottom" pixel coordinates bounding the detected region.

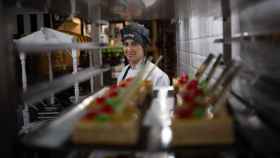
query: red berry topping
[
  {"left": 95, "top": 97, "right": 106, "bottom": 105},
  {"left": 183, "top": 93, "right": 194, "bottom": 102},
  {"left": 178, "top": 79, "right": 187, "bottom": 84},
  {"left": 187, "top": 80, "right": 198, "bottom": 90},
  {"left": 110, "top": 84, "right": 118, "bottom": 90},
  {"left": 101, "top": 105, "right": 114, "bottom": 114},
  {"left": 178, "top": 73, "right": 189, "bottom": 84}
]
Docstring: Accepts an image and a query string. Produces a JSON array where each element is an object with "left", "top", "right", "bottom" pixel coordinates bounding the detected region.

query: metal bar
[
  {"left": 215, "top": 32, "right": 280, "bottom": 43},
  {"left": 37, "top": 112, "right": 60, "bottom": 115},
  {"left": 205, "top": 54, "right": 222, "bottom": 82},
  {"left": 71, "top": 49, "right": 79, "bottom": 104},
  {"left": 194, "top": 54, "right": 214, "bottom": 81},
  {"left": 22, "top": 66, "right": 111, "bottom": 105},
  {"left": 89, "top": 51, "right": 94, "bottom": 93},
  {"left": 20, "top": 52, "right": 27, "bottom": 91}
]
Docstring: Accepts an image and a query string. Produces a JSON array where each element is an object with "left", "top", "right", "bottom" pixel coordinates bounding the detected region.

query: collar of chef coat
[{"left": 130, "top": 59, "right": 145, "bottom": 70}]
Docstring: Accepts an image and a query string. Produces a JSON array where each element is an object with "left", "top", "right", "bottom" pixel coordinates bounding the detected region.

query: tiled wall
[{"left": 175, "top": 0, "right": 223, "bottom": 75}]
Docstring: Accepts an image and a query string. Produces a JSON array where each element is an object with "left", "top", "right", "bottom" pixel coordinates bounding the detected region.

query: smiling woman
[
  {"left": 117, "top": 22, "right": 170, "bottom": 88},
  {"left": 123, "top": 39, "right": 145, "bottom": 67}
]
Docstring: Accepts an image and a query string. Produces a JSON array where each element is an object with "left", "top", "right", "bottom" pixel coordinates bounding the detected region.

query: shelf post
[
  {"left": 72, "top": 49, "right": 79, "bottom": 104},
  {"left": 48, "top": 52, "right": 55, "bottom": 104},
  {"left": 20, "top": 52, "right": 27, "bottom": 92},
  {"left": 89, "top": 50, "right": 94, "bottom": 93}
]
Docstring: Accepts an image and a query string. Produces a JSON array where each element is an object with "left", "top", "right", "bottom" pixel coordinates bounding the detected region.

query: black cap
[{"left": 121, "top": 23, "right": 150, "bottom": 48}]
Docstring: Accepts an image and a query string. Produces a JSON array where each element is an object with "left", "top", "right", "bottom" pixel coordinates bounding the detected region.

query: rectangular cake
[
  {"left": 72, "top": 115, "right": 139, "bottom": 144},
  {"left": 72, "top": 78, "right": 152, "bottom": 144},
  {"left": 171, "top": 74, "right": 234, "bottom": 146},
  {"left": 171, "top": 109, "right": 234, "bottom": 145}
]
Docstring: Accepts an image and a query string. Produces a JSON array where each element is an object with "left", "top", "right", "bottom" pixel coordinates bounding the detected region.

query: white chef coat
[{"left": 117, "top": 60, "right": 170, "bottom": 88}]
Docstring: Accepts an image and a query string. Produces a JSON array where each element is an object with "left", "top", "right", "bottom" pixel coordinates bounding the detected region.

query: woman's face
[{"left": 123, "top": 39, "right": 144, "bottom": 65}]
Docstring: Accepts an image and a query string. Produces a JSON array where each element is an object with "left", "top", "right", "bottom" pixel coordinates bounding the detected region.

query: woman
[{"left": 117, "top": 23, "right": 170, "bottom": 87}]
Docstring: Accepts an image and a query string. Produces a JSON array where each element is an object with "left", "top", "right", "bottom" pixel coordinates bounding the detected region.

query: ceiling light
[{"left": 141, "top": 0, "right": 157, "bottom": 7}]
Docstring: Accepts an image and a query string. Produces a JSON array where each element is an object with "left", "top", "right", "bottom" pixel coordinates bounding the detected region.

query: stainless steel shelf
[
  {"left": 22, "top": 67, "right": 111, "bottom": 105},
  {"left": 15, "top": 42, "right": 103, "bottom": 53}
]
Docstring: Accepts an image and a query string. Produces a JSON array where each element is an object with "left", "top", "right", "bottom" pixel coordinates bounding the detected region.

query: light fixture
[{"left": 63, "top": 0, "right": 79, "bottom": 26}]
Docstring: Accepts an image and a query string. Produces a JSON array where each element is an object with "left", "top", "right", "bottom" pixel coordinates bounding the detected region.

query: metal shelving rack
[{"left": 14, "top": 28, "right": 111, "bottom": 136}]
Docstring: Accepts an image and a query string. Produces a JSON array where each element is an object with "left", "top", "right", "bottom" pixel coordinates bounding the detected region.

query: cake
[
  {"left": 72, "top": 78, "right": 152, "bottom": 144},
  {"left": 171, "top": 74, "right": 234, "bottom": 146}
]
